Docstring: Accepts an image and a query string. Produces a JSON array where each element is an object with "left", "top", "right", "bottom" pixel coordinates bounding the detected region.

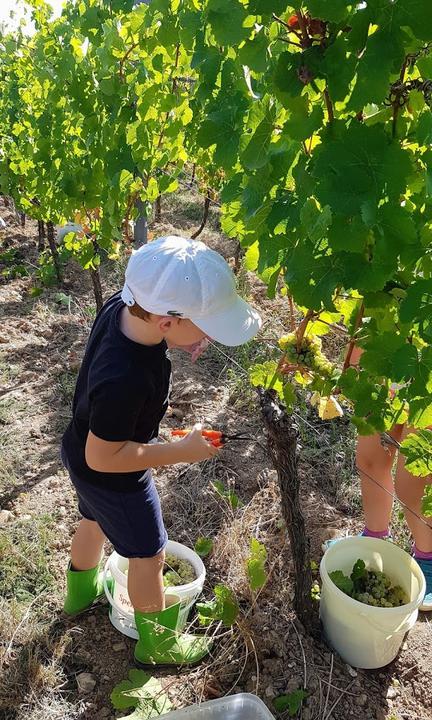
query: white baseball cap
[{"left": 121, "top": 235, "right": 262, "bottom": 346}]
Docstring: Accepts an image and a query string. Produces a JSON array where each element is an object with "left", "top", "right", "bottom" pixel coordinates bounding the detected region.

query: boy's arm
[{"left": 85, "top": 425, "right": 218, "bottom": 473}]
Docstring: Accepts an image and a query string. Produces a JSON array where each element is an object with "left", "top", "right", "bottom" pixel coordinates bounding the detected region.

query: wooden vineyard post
[{"left": 258, "top": 387, "right": 317, "bottom": 633}]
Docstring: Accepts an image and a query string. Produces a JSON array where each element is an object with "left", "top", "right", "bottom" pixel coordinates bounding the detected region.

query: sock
[
  {"left": 413, "top": 545, "right": 432, "bottom": 560},
  {"left": 362, "top": 527, "right": 389, "bottom": 539}
]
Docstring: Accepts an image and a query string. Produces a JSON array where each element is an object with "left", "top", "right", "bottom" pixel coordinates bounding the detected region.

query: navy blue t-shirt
[{"left": 62, "top": 292, "right": 172, "bottom": 492}]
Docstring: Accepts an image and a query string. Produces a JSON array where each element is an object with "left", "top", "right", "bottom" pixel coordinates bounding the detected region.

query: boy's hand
[{"left": 177, "top": 423, "right": 220, "bottom": 463}]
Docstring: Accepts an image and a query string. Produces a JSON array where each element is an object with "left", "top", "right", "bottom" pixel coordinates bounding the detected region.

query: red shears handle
[{"left": 171, "top": 428, "right": 224, "bottom": 447}]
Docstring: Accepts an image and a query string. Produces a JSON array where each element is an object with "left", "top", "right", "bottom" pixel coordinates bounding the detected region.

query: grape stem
[
  {"left": 342, "top": 302, "right": 364, "bottom": 371},
  {"left": 296, "top": 309, "right": 316, "bottom": 353}
]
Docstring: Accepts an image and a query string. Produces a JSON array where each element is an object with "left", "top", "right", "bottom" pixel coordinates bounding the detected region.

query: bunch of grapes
[
  {"left": 163, "top": 553, "right": 196, "bottom": 587},
  {"left": 278, "top": 332, "right": 334, "bottom": 378},
  {"left": 353, "top": 569, "right": 407, "bottom": 607},
  {"left": 330, "top": 559, "right": 409, "bottom": 608}
]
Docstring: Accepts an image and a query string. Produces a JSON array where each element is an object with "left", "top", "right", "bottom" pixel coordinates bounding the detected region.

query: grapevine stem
[
  {"left": 288, "top": 294, "right": 296, "bottom": 331},
  {"left": 296, "top": 309, "right": 315, "bottom": 353},
  {"left": 342, "top": 301, "right": 364, "bottom": 371},
  {"left": 119, "top": 42, "right": 139, "bottom": 82},
  {"left": 324, "top": 87, "right": 334, "bottom": 123},
  {"left": 294, "top": 9, "right": 312, "bottom": 48}
]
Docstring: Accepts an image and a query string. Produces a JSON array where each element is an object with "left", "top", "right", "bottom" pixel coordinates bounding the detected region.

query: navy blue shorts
[{"left": 61, "top": 448, "right": 168, "bottom": 558}]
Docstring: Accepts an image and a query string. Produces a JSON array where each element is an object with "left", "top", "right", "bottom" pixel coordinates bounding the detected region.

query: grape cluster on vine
[{"left": 278, "top": 332, "right": 334, "bottom": 378}]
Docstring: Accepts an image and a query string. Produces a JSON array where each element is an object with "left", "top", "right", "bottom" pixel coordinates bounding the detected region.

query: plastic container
[
  {"left": 153, "top": 694, "right": 275, "bottom": 720},
  {"left": 103, "top": 540, "right": 206, "bottom": 639},
  {"left": 320, "top": 536, "right": 426, "bottom": 669}
]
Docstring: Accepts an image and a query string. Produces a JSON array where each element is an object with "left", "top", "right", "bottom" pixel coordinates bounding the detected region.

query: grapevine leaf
[
  {"left": 207, "top": 0, "right": 250, "bottom": 46},
  {"left": 273, "top": 690, "right": 308, "bottom": 716},
  {"left": 400, "top": 430, "right": 432, "bottom": 477},
  {"left": 408, "top": 397, "right": 432, "bottom": 430},
  {"left": 250, "top": 361, "right": 283, "bottom": 397},
  {"left": 194, "top": 537, "right": 214, "bottom": 558},
  {"left": 329, "top": 570, "right": 354, "bottom": 595},
  {"left": 351, "top": 558, "right": 366, "bottom": 584},
  {"left": 391, "top": 344, "right": 419, "bottom": 383},
  {"left": 300, "top": 198, "right": 332, "bottom": 243},
  {"left": 237, "top": 30, "right": 268, "bottom": 73},
  {"left": 248, "top": 0, "right": 287, "bottom": 14},
  {"left": 283, "top": 97, "right": 324, "bottom": 142},
  {"left": 421, "top": 485, "right": 432, "bottom": 518},
  {"left": 348, "top": 29, "right": 404, "bottom": 110},
  {"left": 359, "top": 333, "right": 407, "bottom": 378},
  {"left": 307, "top": 0, "right": 352, "bottom": 23},
  {"left": 111, "top": 670, "right": 172, "bottom": 719},
  {"left": 246, "top": 538, "right": 268, "bottom": 592},
  {"left": 242, "top": 103, "right": 275, "bottom": 170}
]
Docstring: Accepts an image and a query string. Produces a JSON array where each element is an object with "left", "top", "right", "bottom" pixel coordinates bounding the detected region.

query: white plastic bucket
[
  {"left": 320, "top": 536, "right": 426, "bottom": 669},
  {"left": 103, "top": 540, "right": 206, "bottom": 639}
]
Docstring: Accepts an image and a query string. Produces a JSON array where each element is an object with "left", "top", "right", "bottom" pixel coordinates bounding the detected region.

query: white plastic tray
[{"left": 159, "top": 694, "right": 275, "bottom": 720}]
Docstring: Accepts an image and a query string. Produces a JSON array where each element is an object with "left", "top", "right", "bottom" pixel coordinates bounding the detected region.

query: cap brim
[{"left": 191, "top": 295, "right": 262, "bottom": 346}]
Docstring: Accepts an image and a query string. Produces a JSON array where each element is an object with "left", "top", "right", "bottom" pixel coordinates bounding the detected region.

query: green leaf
[
  {"left": 329, "top": 570, "right": 354, "bottom": 595},
  {"left": 194, "top": 537, "right": 214, "bottom": 558},
  {"left": 244, "top": 241, "right": 259, "bottom": 271},
  {"left": 348, "top": 29, "right": 404, "bottom": 110},
  {"left": 350, "top": 558, "right": 366, "bottom": 584},
  {"left": 422, "top": 485, "right": 432, "bottom": 518},
  {"left": 408, "top": 396, "right": 432, "bottom": 430},
  {"left": 307, "top": 0, "right": 351, "bottom": 23},
  {"left": 391, "top": 344, "right": 419, "bottom": 383},
  {"left": 400, "top": 430, "right": 432, "bottom": 477},
  {"left": 250, "top": 361, "right": 283, "bottom": 396},
  {"left": 242, "top": 103, "right": 275, "bottom": 170},
  {"left": 300, "top": 198, "right": 332, "bottom": 243},
  {"left": 313, "top": 123, "right": 411, "bottom": 216},
  {"left": 360, "top": 333, "right": 407, "bottom": 378},
  {"left": 197, "top": 584, "right": 239, "bottom": 626},
  {"left": 246, "top": 538, "right": 268, "bottom": 592},
  {"left": 273, "top": 690, "right": 308, "bottom": 716},
  {"left": 207, "top": 0, "right": 250, "bottom": 46},
  {"left": 237, "top": 30, "right": 268, "bottom": 73},
  {"left": 283, "top": 97, "right": 324, "bottom": 142},
  {"left": 111, "top": 670, "right": 172, "bottom": 719}
]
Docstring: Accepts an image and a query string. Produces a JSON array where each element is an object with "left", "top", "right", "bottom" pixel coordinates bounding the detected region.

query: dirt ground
[{"left": 0, "top": 194, "right": 431, "bottom": 720}]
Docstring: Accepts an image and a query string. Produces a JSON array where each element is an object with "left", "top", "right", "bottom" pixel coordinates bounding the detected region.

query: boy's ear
[{"left": 158, "top": 316, "right": 175, "bottom": 333}]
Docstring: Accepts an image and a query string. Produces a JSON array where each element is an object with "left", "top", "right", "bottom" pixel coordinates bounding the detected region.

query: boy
[{"left": 60, "top": 235, "right": 262, "bottom": 665}]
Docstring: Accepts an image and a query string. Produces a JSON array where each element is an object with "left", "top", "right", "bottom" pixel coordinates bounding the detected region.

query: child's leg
[
  {"left": 128, "top": 551, "right": 166, "bottom": 613},
  {"left": 71, "top": 518, "right": 107, "bottom": 570},
  {"left": 357, "top": 427, "right": 404, "bottom": 533},
  {"left": 394, "top": 427, "right": 432, "bottom": 553}
]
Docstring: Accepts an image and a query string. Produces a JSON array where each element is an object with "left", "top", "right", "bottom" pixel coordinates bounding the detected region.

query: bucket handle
[
  {"left": 102, "top": 556, "right": 134, "bottom": 618},
  {"left": 359, "top": 609, "right": 418, "bottom": 636}
]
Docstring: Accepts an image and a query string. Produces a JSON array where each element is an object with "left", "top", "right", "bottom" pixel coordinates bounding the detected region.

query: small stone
[
  {"left": 76, "top": 672, "right": 96, "bottom": 694},
  {"left": 0, "top": 510, "right": 14, "bottom": 524},
  {"left": 355, "top": 694, "right": 368, "bottom": 707},
  {"left": 20, "top": 514, "right": 32, "bottom": 521},
  {"left": 285, "top": 678, "right": 302, "bottom": 693},
  {"left": 58, "top": 506, "right": 67, "bottom": 517},
  {"left": 112, "top": 641, "right": 127, "bottom": 652},
  {"left": 386, "top": 687, "right": 398, "bottom": 699},
  {"left": 265, "top": 685, "right": 275, "bottom": 699},
  {"left": 346, "top": 665, "right": 358, "bottom": 678}
]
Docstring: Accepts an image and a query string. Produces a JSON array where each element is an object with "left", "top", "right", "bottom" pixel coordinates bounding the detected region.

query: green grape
[{"left": 333, "top": 559, "right": 409, "bottom": 607}]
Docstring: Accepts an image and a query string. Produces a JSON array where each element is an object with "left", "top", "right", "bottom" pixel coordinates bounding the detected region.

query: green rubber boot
[
  {"left": 134, "top": 596, "right": 212, "bottom": 667},
  {"left": 63, "top": 562, "right": 111, "bottom": 616}
]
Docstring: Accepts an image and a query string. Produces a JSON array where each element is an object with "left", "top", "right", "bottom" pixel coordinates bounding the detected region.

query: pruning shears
[{"left": 171, "top": 428, "right": 253, "bottom": 448}]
